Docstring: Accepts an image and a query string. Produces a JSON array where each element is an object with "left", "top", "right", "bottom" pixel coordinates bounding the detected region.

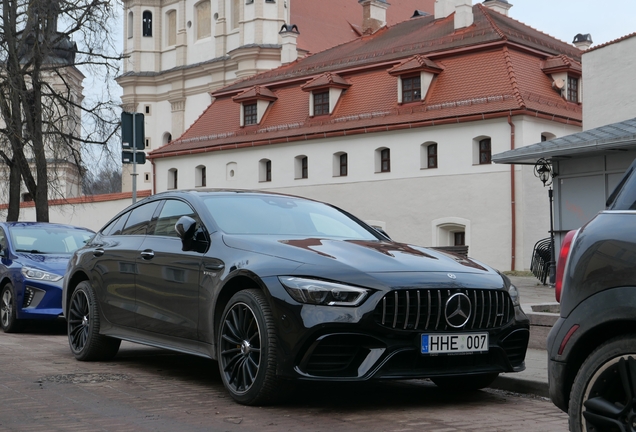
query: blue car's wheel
[
  {"left": 1, "top": 283, "right": 24, "bottom": 333},
  {"left": 67, "top": 281, "right": 121, "bottom": 361}
]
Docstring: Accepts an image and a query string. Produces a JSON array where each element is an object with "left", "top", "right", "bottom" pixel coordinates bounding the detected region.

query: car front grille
[{"left": 373, "top": 288, "right": 514, "bottom": 332}]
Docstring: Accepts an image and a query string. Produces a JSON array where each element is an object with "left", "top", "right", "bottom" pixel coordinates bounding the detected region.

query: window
[
  {"left": 427, "top": 143, "right": 437, "bottom": 169},
  {"left": 102, "top": 214, "right": 128, "bottom": 236},
  {"left": 153, "top": 200, "right": 196, "bottom": 237},
  {"left": 402, "top": 76, "right": 421, "bottom": 103},
  {"left": 295, "top": 156, "right": 308, "bottom": 179},
  {"left": 196, "top": 165, "right": 207, "bottom": 187},
  {"left": 454, "top": 232, "right": 465, "bottom": 246},
  {"left": 144, "top": 173, "right": 151, "bottom": 183},
  {"left": 340, "top": 153, "right": 347, "bottom": 176},
  {"left": 567, "top": 76, "right": 579, "bottom": 102},
  {"left": 196, "top": 1, "right": 211, "bottom": 40},
  {"left": 479, "top": 138, "right": 491, "bottom": 165},
  {"left": 244, "top": 103, "right": 257, "bottom": 125},
  {"left": 259, "top": 159, "right": 271, "bottom": 182},
  {"left": 22, "top": 193, "right": 33, "bottom": 202},
  {"left": 163, "top": 132, "right": 172, "bottom": 144},
  {"left": 301, "top": 157, "right": 308, "bottom": 179},
  {"left": 313, "top": 92, "right": 329, "bottom": 116},
  {"left": 381, "top": 148, "right": 390, "bottom": 172},
  {"left": 168, "top": 168, "right": 178, "bottom": 190},
  {"left": 145, "top": 105, "right": 151, "bottom": 114},
  {"left": 122, "top": 202, "right": 161, "bottom": 236},
  {"left": 128, "top": 11, "right": 133, "bottom": 39},
  {"left": 142, "top": 11, "right": 152, "bottom": 37},
  {"left": 167, "top": 10, "right": 177, "bottom": 46}
]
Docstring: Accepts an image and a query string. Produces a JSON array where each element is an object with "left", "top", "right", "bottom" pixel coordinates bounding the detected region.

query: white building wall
[
  {"left": 583, "top": 36, "right": 636, "bottom": 129},
  {"left": 151, "top": 117, "right": 581, "bottom": 271}
]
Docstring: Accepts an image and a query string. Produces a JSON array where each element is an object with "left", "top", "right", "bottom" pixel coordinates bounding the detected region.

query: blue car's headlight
[
  {"left": 279, "top": 276, "right": 370, "bottom": 307},
  {"left": 21, "top": 266, "right": 63, "bottom": 282}
]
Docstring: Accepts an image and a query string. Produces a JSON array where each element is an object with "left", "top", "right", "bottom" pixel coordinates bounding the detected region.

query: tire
[
  {"left": 218, "top": 289, "right": 288, "bottom": 405},
  {"left": 431, "top": 372, "right": 499, "bottom": 391},
  {"left": 67, "top": 281, "right": 121, "bottom": 361},
  {"left": 1, "top": 283, "right": 25, "bottom": 333},
  {"left": 569, "top": 335, "right": 636, "bottom": 432}
]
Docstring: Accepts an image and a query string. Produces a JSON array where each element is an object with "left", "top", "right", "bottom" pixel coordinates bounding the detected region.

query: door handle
[
  {"left": 140, "top": 250, "right": 155, "bottom": 260},
  {"left": 93, "top": 248, "right": 104, "bottom": 257},
  {"left": 205, "top": 263, "right": 224, "bottom": 270}
]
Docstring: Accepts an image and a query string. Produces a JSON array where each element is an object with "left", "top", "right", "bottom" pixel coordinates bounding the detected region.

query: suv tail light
[{"left": 555, "top": 229, "right": 578, "bottom": 302}]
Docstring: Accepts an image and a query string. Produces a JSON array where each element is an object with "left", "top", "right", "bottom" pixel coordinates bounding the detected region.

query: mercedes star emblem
[{"left": 445, "top": 293, "right": 472, "bottom": 328}]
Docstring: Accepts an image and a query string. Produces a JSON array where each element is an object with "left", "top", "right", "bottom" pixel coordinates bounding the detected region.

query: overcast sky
[{"left": 509, "top": 0, "right": 635, "bottom": 47}]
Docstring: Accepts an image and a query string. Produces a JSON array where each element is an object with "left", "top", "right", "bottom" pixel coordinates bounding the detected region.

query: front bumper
[{"left": 15, "top": 278, "right": 64, "bottom": 321}]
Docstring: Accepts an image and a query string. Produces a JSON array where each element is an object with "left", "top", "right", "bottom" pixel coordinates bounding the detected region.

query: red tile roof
[
  {"left": 292, "top": 0, "right": 435, "bottom": 55},
  {"left": 301, "top": 72, "right": 351, "bottom": 91},
  {"left": 150, "top": 4, "right": 583, "bottom": 159}
]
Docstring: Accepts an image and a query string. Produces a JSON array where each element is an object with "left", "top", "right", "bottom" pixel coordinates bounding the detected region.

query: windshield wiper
[{"left": 15, "top": 249, "right": 45, "bottom": 254}]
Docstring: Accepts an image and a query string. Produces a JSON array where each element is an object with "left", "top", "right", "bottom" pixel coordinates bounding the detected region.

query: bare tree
[{"left": 0, "top": 0, "right": 121, "bottom": 221}]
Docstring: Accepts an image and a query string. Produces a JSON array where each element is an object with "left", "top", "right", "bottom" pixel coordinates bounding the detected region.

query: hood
[
  {"left": 222, "top": 235, "right": 495, "bottom": 276},
  {"left": 16, "top": 252, "right": 71, "bottom": 276}
]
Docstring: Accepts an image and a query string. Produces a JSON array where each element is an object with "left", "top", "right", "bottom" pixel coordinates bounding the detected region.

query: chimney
[
  {"left": 434, "top": 0, "right": 456, "bottom": 19},
  {"left": 454, "top": 0, "right": 473, "bottom": 30},
  {"left": 482, "top": 0, "right": 512, "bottom": 16},
  {"left": 573, "top": 33, "right": 593, "bottom": 50},
  {"left": 279, "top": 24, "right": 299, "bottom": 64},
  {"left": 359, "top": 0, "right": 389, "bottom": 34}
]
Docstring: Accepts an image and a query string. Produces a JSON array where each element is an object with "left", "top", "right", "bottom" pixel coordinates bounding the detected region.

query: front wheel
[
  {"left": 431, "top": 373, "right": 499, "bottom": 391},
  {"left": 67, "top": 281, "right": 121, "bottom": 361},
  {"left": 1, "top": 283, "right": 24, "bottom": 333},
  {"left": 218, "top": 289, "right": 288, "bottom": 405},
  {"left": 569, "top": 335, "right": 636, "bottom": 432}
]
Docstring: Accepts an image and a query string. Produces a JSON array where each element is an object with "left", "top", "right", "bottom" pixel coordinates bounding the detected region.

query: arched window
[
  {"left": 166, "top": 10, "right": 177, "bottom": 46},
  {"left": 473, "top": 136, "right": 492, "bottom": 165},
  {"left": 295, "top": 155, "right": 308, "bottom": 179},
  {"left": 421, "top": 142, "right": 438, "bottom": 169},
  {"left": 127, "top": 11, "right": 133, "bottom": 39},
  {"left": 142, "top": 11, "right": 153, "bottom": 37},
  {"left": 196, "top": 165, "right": 207, "bottom": 187},
  {"left": 375, "top": 147, "right": 390, "bottom": 173},
  {"left": 333, "top": 152, "right": 347, "bottom": 177},
  {"left": 195, "top": 1, "right": 211, "bottom": 40},
  {"left": 432, "top": 217, "right": 471, "bottom": 248},
  {"left": 162, "top": 132, "right": 172, "bottom": 145},
  {"left": 259, "top": 159, "right": 271, "bottom": 182},
  {"left": 226, "top": 162, "right": 237, "bottom": 180},
  {"left": 168, "top": 168, "right": 178, "bottom": 190},
  {"left": 541, "top": 132, "right": 556, "bottom": 142}
]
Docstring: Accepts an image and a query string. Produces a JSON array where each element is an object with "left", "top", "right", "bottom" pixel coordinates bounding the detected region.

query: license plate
[{"left": 421, "top": 333, "right": 489, "bottom": 354}]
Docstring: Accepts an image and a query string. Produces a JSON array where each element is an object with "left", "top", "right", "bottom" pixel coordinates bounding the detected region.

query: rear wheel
[
  {"left": 1, "top": 283, "right": 24, "bottom": 333},
  {"left": 67, "top": 281, "right": 120, "bottom": 361},
  {"left": 218, "top": 289, "right": 288, "bottom": 405},
  {"left": 431, "top": 373, "right": 499, "bottom": 391},
  {"left": 569, "top": 335, "right": 636, "bottom": 432}
]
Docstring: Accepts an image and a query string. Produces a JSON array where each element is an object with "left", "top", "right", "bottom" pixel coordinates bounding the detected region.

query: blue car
[{"left": 0, "top": 222, "right": 94, "bottom": 333}]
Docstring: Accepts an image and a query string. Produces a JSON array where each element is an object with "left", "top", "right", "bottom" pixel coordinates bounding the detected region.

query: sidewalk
[{"left": 490, "top": 275, "right": 557, "bottom": 398}]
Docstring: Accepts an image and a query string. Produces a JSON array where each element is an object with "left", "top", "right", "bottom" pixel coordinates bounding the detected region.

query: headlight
[
  {"left": 21, "top": 266, "right": 63, "bottom": 282},
  {"left": 508, "top": 283, "right": 520, "bottom": 307},
  {"left": 279, "top": 276, "right": 370, "bottom": 307}
]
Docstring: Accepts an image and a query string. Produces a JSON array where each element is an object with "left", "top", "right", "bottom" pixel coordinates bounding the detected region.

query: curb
[{"left": 490, "top": 375, "right": 549, "bottom": 398}]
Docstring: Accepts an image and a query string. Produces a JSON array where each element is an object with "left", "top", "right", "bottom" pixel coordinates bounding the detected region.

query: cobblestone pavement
[{"left": 0, "top": 324, "right": 568, "bottom": 432}]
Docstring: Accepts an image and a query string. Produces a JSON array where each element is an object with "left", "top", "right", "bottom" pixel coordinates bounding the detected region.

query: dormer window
[
  {"left": 388, "top": 55, "right": 442, "bottom": 104},
  {"left": 313, "top": 92, "right": 329, "bottom": 116},
  {"left": 567, "top": 76, "right": 579, "bottom": 103},
  {"left": 232, "top": 86, "right": 278, "bottom": 127},
  {"left": 402, "top": 76, "right": 421, "bottom": 103},
  {"left": 244, "top": 103, "right": 257, "bottom": 125},
  {"left": 302, "top": 72, "right": 351, "bottom": 117}
]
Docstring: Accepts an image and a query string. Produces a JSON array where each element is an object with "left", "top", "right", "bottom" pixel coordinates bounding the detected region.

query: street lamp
[{"left": 534, "top": 158, "right": 556, "bottom": 285}]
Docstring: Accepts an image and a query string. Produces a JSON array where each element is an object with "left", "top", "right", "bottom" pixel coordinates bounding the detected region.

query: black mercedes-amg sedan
[{"left": 62, "top": 190, "right": 529, "bottom": 405}]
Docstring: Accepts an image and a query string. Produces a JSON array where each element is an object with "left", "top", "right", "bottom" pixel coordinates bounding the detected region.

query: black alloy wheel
[
  {"left": 569, "top": 335, "right": 636, "bottom": 432},
  {"left": 67, "top": 281, "right": 120, "bottom": 361},
  {"left": 1, "top": 283, "right": 24, "bottom": 333},
  {"left": 218, "top": 289, "right": 286, "bottom": 405}
]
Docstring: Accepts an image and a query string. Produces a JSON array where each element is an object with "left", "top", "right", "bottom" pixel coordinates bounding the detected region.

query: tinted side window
[
  {"left": 153, "top": 200, "right": 197, "bottom": 237},
  {"left": 121, "top": 202, "right": 160, "bottom": 235},
  {"left": 102, "top": 214, "right": 129, "bottom": 236}
]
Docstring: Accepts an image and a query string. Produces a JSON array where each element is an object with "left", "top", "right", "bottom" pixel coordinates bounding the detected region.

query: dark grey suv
[
  {"left": 63, "top": 190, "right": 529, "bottom": 405},
  {"left": 547, "top": 158, "right": 636, "bottom": 431}
]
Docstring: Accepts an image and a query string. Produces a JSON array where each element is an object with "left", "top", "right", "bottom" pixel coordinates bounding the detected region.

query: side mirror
[{"left": 175, "top": 216, "right": 197, "bottom": 240}]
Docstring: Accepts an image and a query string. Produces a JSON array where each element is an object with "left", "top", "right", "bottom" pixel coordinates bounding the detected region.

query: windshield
[
  {"left": 9, "top": 226, "right": 94, "bottom": 254},
  {"left": 203, "top": 195, "right": 379, "bottom": 240}
]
